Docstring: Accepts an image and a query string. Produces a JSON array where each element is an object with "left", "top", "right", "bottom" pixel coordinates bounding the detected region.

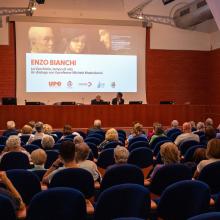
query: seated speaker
[
  {"left": 2, "top": 97, "right": 17, "bottom": 105},
  {"left": 129, "top": 101, "right": 143, "bottom": 104}
]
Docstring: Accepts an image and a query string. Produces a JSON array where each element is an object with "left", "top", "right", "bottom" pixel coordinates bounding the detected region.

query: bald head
[
  {"left": 182, "top": 122, "right": 191, "bottom": 133},
  {"left": 28, "top": 27, "right": 54, "bottom": 53}
]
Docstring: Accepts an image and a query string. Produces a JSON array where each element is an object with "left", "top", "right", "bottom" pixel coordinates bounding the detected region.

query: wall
[
  {"left": 0, "top": 22, "right": 219, "bottom": 105},
  {"left": 0, "top": 22, "right": 16, "bottom": 99}
]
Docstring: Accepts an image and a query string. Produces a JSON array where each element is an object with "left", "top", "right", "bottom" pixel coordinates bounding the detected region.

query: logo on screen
[
  {"left": 48, "top": 81, "right": 62, "bottom": 87},
  {"left": 97, "top": 81, "right": 105, "bottom": 88},
  {"left": 111, "top": 82, "right": 116, "bottom": 88},
  {"left": 67, "top": 81, "right": 73, "bottom": 88}
]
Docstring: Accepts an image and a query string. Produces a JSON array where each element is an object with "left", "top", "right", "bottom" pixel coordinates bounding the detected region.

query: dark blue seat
[
  {"left": 170, "top": 131, "right": 182, "bottom": 141},
  {"left": 32, "top": 169, "right": 47, "bottom": 181},
  {"left": 103, "top": 141, "right": 123, "bottom": 150},
  {"left": 86, "top": 142, "right": 98, "bottom": 158},
  {"left": 128, "top": 141, "right": 149, "bottom": 152},
  {"left": 0, "top": 136, "right": 7, "bottom": 145},
  {"left": 0, "top": 194, "right": 17, "bottom": 220},
  {"left": 6, "top": 169, "right": 41, "bottom": 205},
  {"left": 64, "top": 134, "right": 76, "bottom": 140},
  {"left": 183, "top": 145, "right": 205, "bottom": 162},
  {"left": 0, "top": 152, "right": 30, "bottom": 170},
  {"left": 75, "top": 130, "right": 87, "bottom": 139},
  {"left": 188, "top": 212, "right": 220, "bottom": 220},
  {"left": 27, "top": 187, "right": 87, "bottom": 220},
  {"left": 198, "top": 161, "right": 220, "bottom": 194},
  {"left": 87, "top": 133, "right": 104, "bottom": 141},
  {"left": 0, "top": 144, "right": 5, "bottom": 153},
  {"left": 99, "top": 164, "right": 144, "bottom": 195},
  {"left": 149, "top": 164, "right": 192, "bottom": 196},
  {"left": 24, "top": 144, "right": 39, "bottom": 154},
  {"left": 85, "top": 137, "right": 102, "bottom": 146},
  {"left": 97, "top": 148, "right": 115, "bottom": 170},
  {"left": 117, "top": 129, "right": 126, "bottom": 139},
  {"left": 128, "top": 147, "right": 153, "bottom": 177},
  {"left": 113, "top": 218, "right": 144, "bottom": 220},
  {"left": 20, "top": 135, "right": 31, "bottom": 144},
  {"left": 53, "top": 143, "right": 61, "bottom": 151},
  {"left": 153, "top": 140, "right": 171, "bottom": 156},
  {"left": 94, "top": 183, "right": 150, "bottom": 220},
  {"left": 51, "top": 131, "right": 63, "bottom": 139},
  {"left": 128, "top": 136, "right": 148, "bottom": 147},
  {"left": 199, "top": 135, "right": 207, "bottom": 145},
  {"left": 31, "top": 139, "right": 42, "bottom": 147},
  {"left": 45, "top": 150, "right": 59, "bottom": 169},
  {"left": 166, "top": 128, "right": 181, "bottom": 138},
  {"left": 157, "top": 180, "right": 210, "bottom": 220},
  {"left": 49, "top": 168, "right": 94, "bottom": 199},
  {"left": 179, "top": 140, "right": 200, "bottom": 155},
  {"left": 57, "top": 138, "right": 73, "bottom": 143},
  {"left": 149, "top": 136, "right": 169, "bottom": 150}
]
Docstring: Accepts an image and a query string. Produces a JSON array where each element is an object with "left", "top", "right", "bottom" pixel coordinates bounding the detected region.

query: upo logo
[{"left": 48, "top": 81, "right": 61, "bottom": 87}]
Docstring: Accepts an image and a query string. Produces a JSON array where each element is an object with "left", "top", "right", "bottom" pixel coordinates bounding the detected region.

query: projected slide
[{"left": 26, "top": 53, "right": 137, "bottom": 92}]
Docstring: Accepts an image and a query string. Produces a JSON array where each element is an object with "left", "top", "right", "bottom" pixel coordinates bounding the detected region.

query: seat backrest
[
  {"left": 100, "top": 164, "right": 144, "bottom": 193},
  {"left": 0, "top": 194, "right": 17, "bottom": 220},
  {"left": 128, "top": 136, "right": 148, "bottom": 147},
  {"left": 117, "top": 129, "right": 126, "bottom": 139},
  {"left": 128, "top": 147, "right": 153, "bottom": 168},
  {"left": 84, "top": 137, "right": 102, "bottom": 146},
  {"left": 51, "top": 131, "right": 63, "bottom": 139},
  {"left": 87, "top": 133, "right": 104, "bottom": 141},
  {"left": 179, "top": 140, "right": 200, "bottom": 155},
  {"left": 157, "top": 180, "right": 210, "bottom": 220},
  {"left": 32, "top": 169, "right": 47, "bottom": 181},
  {"left": 150, "top": 164, "right": 192, "bottom": 195},
  {"left": 94, "top": 183, "right": 150, "bottom": 220},
  {"left": 0, "top": 152, "right": 30, "bottom": 170},
  {"left": 45, "top": 150, "right": 59, "bottom": 169},
  {"left": 24, "top": 144, "right": 39, "bottom": 154},
  {"left": 86, "top": 142, "right": 98, "bottom": 158},
  {"left": 6, "top": 169, "right": 41, "bottom": 205},
  {"left": 103, "top": 141, "right": 123, "bottom": 150},
  {"left": 49, "top": 168, "right": 94, "bottom": 199},
  {"left": 150, "top": 136, "right": 169, "bottom": 150},
  {"left": 183, "top": 145, "right": 204, "bottom": 163},
  {"left": 20, "top": 135, "right": 31, "bottom": 144},
  {"left": 31, "top": 139, "right": 42, "bottom": 147},
  {"left": 170, "top": 131, "right": 182, "bottom": 141},
  {"left": 128, "top": 141, "right": 149, "bottom": 152},
  {"left": 0, "top": 136, "right": 7, "bottom": 145},
  {"left": 188, "top": 212, "right": 220, "bottom": 220},
  {"left": 166, "top": 128, "right": 181, "bottom": 138},
  {"left": 112, "top": 218, "right": 144, "bottom": 220},
  {"left": 153, "top": 140, "right": 171, "bottom": 156},
  {"left": 27, "top": 187, "right": 86, "bottom": 220},
  {"left": 198, "top": 161, "right": 220, "bottom": 194},
  {"left": 97, "top": 148, "right": 115, "bottom": 169}
]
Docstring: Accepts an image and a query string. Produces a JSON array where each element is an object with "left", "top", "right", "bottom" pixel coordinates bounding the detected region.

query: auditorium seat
[
  {"left": 31, "top": 139, "right": 42, "bottom": 147},
  {"left": 24, "top": 144, "right": 39, "bottom": 154},
  {"left": 27, "top": 187, "right": 87, "bottom": 220},
  {"left": 179, "top": 140, "right": 200, "bottom": 155},
  {"left": 0, "top": 194, "right": 17, "bottom": 220},
  {"left": 157, "top": 180, "right": 210, "bottom": 220},
  {"left": 188, "top": 212, "right": 220, "bottom": 220},
  {"left": 128, "top": 141, "right": 150, "bottom": 152},
  {"left": 149, "top": 136, "right": 170, "bottom": 150},
  {"left": 44, "top": 150, "right": 59, "bottom": 169},
  {"left": 0, "top": 136, "right": 7, "bottom": 145},
  {"left": 128, "top": 136, "right": 148, "bottom": 147}
]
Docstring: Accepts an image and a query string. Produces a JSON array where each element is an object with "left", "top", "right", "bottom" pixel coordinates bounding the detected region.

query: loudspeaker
[
  {"left": 36, "top": 0, "right": 45, "bottom": 4},
  {"left": 2, "top": 97, "right": 17, "bottom": 105}
]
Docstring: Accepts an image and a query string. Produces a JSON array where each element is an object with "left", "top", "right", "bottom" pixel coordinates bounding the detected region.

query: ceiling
[{"left": 0, "top": 0, "right": 218, "bottom": 32}]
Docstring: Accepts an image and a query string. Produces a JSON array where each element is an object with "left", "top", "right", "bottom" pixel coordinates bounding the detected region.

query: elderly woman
[
  {"left": 41, "top": 135, "right": 55, "bottom": 150},
  {"left": 75, "top": 142, "right": 101, "bottom": 182},
  {"left": 73, "top": 135, "right": 84, "bottom": 145},
  {"left": 30, "top": 149, "right": 47, "bottom": 171},
  {"left": 27, "top": 121, "right": 45, "bottom": 144},
  {"left": 98, "top": 128, "right": 119, "bottom": 152},
  {"left": 194, "top": 139, "right": 220, "bottom": 178},
  {"left": 1, "top": 135, "right": 31, "bottom": 161},
  {"left": 114, "top": 146, "right": 129, "bottom": 164},
  {"left": 149, "top": 142, "right": 180, "bottom": 180}
]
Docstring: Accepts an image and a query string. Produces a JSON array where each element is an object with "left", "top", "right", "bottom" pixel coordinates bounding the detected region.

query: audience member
[
  {"left": 127, "top": 123, "right": 147, "bottom": 143},
  {"left": 165, "top": 120, "right": 179, "bottom": 134},
  {"left": 194, "top": 139, "right": 220, "bottom": 178},
  {"left": 193, "top": 148, "right": 207, "bottom": 164},
  {"left": 0, "top": 171, "right": 25, "bottom": 211},
  {"left": 43, "top": 124, "right": 53, "bottom": 135},
  {"left": 41, "top": 135, "right": 55, "bottom": 150},
  {"left": 194, "top": 122, "right": 205, "bottom": 134},
  {"left": 205, "top": 126, "right": 216, "bottom": 142},
  {"left": 190, "top": 121, "right": 197, "bottom": 132},
  {"left": 98, "top": 128, "right": 119, "bottom": 151},
  {"left": 87, "top": 119, "right": 104, "bottom": 134},
  {"left": 29, "top": 149, "right": 47, "bottom": 171},
  {"left": 2, "top": 121, "right": 17, "bottom": 137},
  {"left": 60, "top": 124, "right": 73, "bottom": 139},
  {"left": 18, "top": 124, "right": 33, "bottom": 137},
  {"left": 27, "top": 122, "right": 45, "bottom": 144},
  {"left": 148, "top": 122, "right": 160, "bottom": 139},
  {"left": 149, "top": 142, "right": 180, "bottom": 180},
  {"left": 112, "top": 92, "right": 124, "bottom": 105},
  {"left": 174, "top": 122, "right": 200, "bottom": 146},
  {"left": 1, "top": 135, "right": 30, "bottom": 161},
  {"left": 75, "top": 142, "right": 100, "bottom": 181},
  {"left": 42, "top": 141, "right": 78, "bottom": 184},
  {"left": 73, "top": 136, "right": 84, "bottom": 145},
  {"left": 149, "top": 124, "right": 166, "bottom": 144},
  {"left": 205, "top": 118, "right": 214, "bottom": 127},
  {"left": 114, "top": 146, "right": 129, "bottom": 164}
]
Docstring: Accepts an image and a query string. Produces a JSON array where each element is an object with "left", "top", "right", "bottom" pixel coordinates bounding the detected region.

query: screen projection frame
[{"left": 13, "top": 16, "right": 147, "bottom": 105}]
